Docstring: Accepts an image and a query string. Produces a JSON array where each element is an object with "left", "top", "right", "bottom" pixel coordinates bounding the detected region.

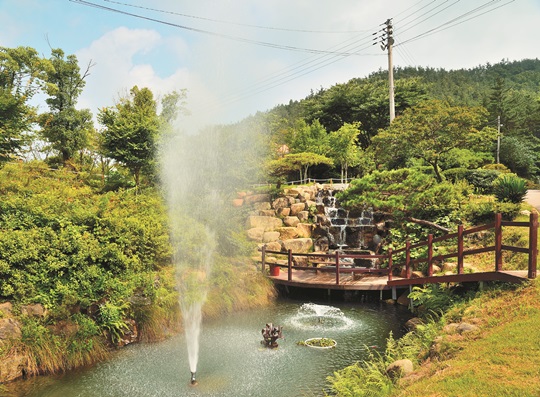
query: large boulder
[
  {"left": 283, "top": 216, "right": 300, "bottom": 227},
  {"left": 282, "top": 238, "right": 313, "bottom": 254},
  {"left": 272, "top": 197, "right": 294, "bottom": 211},
  {"left": 290, "top": 202, "right": 307, "bottom": 216},
  {"left": 263, "top": 231, "right": 280, "bottom": 243},
  {"left": 21, "top": 303, "right": 46, "bottom": 318},
  {"left": 386, "top": 359, "right": 414, "bottom": 380},
  {"left": 296, "top": 223, "right": 314, "bottom": 238},
  {"left": 277, "top": 207, "right": 291, "bottom": 217},
  {"left": 0, "top": 318, "right": 22, "bottom": 340},
  {"left": 246, "top": 227, "right": 264, "bottom": 242},
  {"left": 0, "top": 302, "right": 13, "bottom": 316},
  {"left": 0, "top": 353, "right": 28, "bottom": 383},
  {"left": 246, "top": 216, "right": 283, "bottom": 231},
  {"left": 244, "top": 193, "right": 271, "bottom": 205},
  {"left": 277, "top": 227, "right": 299, "bottom": 240}
]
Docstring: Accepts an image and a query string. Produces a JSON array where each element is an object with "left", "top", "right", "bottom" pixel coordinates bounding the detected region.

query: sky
[{"left": 1, "top": 0, "right": 539, "bottom": 132}]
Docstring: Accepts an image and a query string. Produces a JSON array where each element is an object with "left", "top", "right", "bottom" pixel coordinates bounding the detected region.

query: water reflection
[{"left": 9, "top": 300, "right": 411, "bottom": 397}]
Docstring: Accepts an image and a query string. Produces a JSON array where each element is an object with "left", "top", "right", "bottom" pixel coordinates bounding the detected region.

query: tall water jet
[{"left": 159, "top": 119, "right": 266, "bottom": 384}]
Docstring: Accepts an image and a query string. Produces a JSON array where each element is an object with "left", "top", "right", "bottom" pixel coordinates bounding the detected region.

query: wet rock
[
  {"left": 0, "top": 353, "right": 28, "bottom": 383},
  {"left": 272, "top": 197, "right": 294, "bottom": 211},
  {"left": 405, "top": 317, "right": 424, "bottom": 332},
  {"left": 397, "top": 291, "right": 410, "bottom": 307},
  {"left": 118, "top": 319, "right": 138, "bottom": 347}
]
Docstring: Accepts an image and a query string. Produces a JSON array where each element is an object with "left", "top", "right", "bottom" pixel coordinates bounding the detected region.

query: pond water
[{"left": 9, "top": 299, "right": 411, "bottom": 397}]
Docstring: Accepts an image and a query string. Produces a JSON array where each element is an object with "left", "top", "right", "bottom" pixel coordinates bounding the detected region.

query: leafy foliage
[
  {"left": 492, "top": 174, "right": 527, "bottom": 203},
  {"left": 372, "top": 100, "right": 496, "bottom": 182},
  {"left": 337, "top": 168, "right": 464, "bottom": 220}
]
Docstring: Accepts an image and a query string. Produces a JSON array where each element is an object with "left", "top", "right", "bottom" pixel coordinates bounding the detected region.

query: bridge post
[
  {"left": 335, "top": 251, "right": 340, "bottom": 285},
  {"left": 495, "top": 213, "right": 503, "bottom": 272},
  {"left": 288, "top": 249, "right": 293, "bottom": 281},
  {"left": 261, "top": 245, "right": 266, "bottom": 274},
  {"left": 529, "top": 212, "right": 538, "bottom": 279},
  {"left": 427, "top": 234, "right": 433, "bottom": 276},
  {"left": 387, "top": 248, "right": 393, "bottom": 281},
  {"left": 457, "top": 225, "right": 464, "bottom": 274},
  {"left": 405, "top": 240, "right": 411, "bottom": 278}
]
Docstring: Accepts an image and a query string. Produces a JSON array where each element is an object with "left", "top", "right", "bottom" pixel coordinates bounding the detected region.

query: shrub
[
  {"left": 463, "top": 201, "right": 521, "bottom": 224},
  {"left": 463, "top": 169, "right": 501, "bottom": 193},
  {"left": 492, "top": 174, "right": 527, "bottom": 204}
]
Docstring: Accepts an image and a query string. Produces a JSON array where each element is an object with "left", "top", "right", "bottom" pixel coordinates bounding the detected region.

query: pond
[{"left": 9, "top": 299, "right": 411, "bottom": 397}]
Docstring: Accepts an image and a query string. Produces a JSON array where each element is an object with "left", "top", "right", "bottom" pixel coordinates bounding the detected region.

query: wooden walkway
[
  {"left": 261, "top": 213, "right": 538, "bottom": 293},
  {"left": 268, "top": 269, "right": 401, "bottom": 291}
]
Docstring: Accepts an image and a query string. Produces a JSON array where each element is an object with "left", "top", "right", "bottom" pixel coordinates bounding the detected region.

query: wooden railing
[{"left": 260, "top": 213, "right": 538, "bottom": 285}]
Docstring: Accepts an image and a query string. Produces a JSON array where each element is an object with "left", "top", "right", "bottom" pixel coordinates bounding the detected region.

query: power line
[
  {"left": 396, "top": 0, "right": 514, "bottom": 47},
  {"left": 70, "top": 0, "right": 371, "bottom": 56},
  {"left": 101, "top": 0, "right": 370, "bottom": 34}
]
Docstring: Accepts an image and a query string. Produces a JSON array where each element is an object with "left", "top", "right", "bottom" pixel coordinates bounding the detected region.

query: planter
[
  {"left": 303, "top": 337, "right": 337, "bottom": 349},
  {"left": 269, "top": 264, "right": 280, "bottom": 277}
]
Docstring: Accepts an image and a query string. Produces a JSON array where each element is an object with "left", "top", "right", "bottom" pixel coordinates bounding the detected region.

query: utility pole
[
  {"left": 496, "top": 115, "right": 502, "bottom": 164},
  {"left": 377, "top": 19, "right": 395, "bottom": 122}
]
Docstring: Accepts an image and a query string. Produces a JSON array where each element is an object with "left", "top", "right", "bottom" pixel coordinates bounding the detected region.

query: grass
[{"left": 394, "top": 279, "right": 540, "bottom": 397}]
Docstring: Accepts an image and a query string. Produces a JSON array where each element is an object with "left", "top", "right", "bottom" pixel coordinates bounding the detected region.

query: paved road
[{"left": 525, "top": 190, "right": 540, "bottom": 212}]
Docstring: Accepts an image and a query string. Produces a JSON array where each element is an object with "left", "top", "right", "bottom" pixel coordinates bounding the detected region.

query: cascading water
[{"left": 316, "top": 187, "right": 375, "bottom": 251}]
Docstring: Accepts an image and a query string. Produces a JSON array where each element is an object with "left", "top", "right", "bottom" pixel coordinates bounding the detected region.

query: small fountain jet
[{"left": 190, "top": 371, "right": 198, "bottom": 386}]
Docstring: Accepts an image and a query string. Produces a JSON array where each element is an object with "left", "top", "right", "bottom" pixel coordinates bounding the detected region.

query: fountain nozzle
[{"left": 190, "top": 372, "right": 197, "bottom": 386}]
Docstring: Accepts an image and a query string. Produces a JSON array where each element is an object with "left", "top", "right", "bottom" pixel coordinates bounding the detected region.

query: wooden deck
[
  {"left": 268, "top": 269, "right": 402, "bottom": 290},
  {"left": 261, "top": 213, "right": 537, "bottom": 293}
]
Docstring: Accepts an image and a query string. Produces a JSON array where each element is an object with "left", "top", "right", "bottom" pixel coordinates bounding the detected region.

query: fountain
[
  {"left": 159, "top": 122, "right": 266, "bottom": 386},
  {"left": 289, "top": 303, "right": 356, "bottom": 331},
  {"left": 261, "top": 323, "right": 284, "bottom": 348}
]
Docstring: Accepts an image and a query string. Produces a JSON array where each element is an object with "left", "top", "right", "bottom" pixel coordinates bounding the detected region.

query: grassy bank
[{"left": 327, "top": 279, "right": 540, "bottom": 397}]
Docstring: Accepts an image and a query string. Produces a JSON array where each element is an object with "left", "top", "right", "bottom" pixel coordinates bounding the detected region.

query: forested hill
[
  {"left": 266, "top": 58, "right": 540, "bottom": 140},
  {"left": 261, "top": 58, "right": 540, "bottom": 182}
]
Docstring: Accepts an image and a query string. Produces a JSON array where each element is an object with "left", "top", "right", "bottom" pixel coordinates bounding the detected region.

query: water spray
[{"left": 190, "top": 371, "right": 198, "bottom": 386}]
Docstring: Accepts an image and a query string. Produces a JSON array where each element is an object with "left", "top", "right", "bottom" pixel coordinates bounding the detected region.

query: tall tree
[
  {"left": 0, "top": 46, "right": 51, "bottom": 162},
  {"left": 328, "top": 122, "right": 362, "bottom": 182},
  {"left": 38, "top": 49, "right": 93, "bottom": 165},
  {"left": 373, "top": 100, "right": 496, "bottom": 182},
  {"left": 98, "top": 86, "right": 160, "bottom": 186},
  {"left": 288, "top": 119, "right": 330, "bottom": 155}
]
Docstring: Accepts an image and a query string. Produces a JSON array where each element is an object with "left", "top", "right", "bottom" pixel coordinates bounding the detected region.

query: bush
[
  {"left": 492, "top": 174, "right": 527, "bottom": 204},
  {"left": 463, "top": 201, "right": 521, "bottom": 224},
  {"left": 464, "top": 169, "right": 501, "bottom": 193}
]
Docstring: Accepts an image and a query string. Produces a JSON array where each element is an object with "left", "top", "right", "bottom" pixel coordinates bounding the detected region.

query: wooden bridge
[{"left": 260, "top": 213, "right": 538, "bottom": 297}]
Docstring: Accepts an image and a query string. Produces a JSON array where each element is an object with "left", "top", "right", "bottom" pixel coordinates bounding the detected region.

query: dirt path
[{"left": 525, "top": 190, "right": 540, "bottom": 212}]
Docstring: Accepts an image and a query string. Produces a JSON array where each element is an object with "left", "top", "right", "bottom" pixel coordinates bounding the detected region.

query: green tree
[
  {"left": 373, "top": 100, "right": 496, "bottom": 182},
  {"left": 98, "top": 86, "right": 160, "bottom": 186},
  {"left": 38, "top": 49, "right": 94, "bottom": 165},
  {"left": 287, "top": 118, "right": 329, "bottom": 155},
  {"left": 328, "top": 122, "right": 363, "bottom": 182},
  {"left": 267, "top": 152, "right": 333, "bottom": 184},
  {"left": 0, "top": 46, "right": 52, "bottom": 162}
]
